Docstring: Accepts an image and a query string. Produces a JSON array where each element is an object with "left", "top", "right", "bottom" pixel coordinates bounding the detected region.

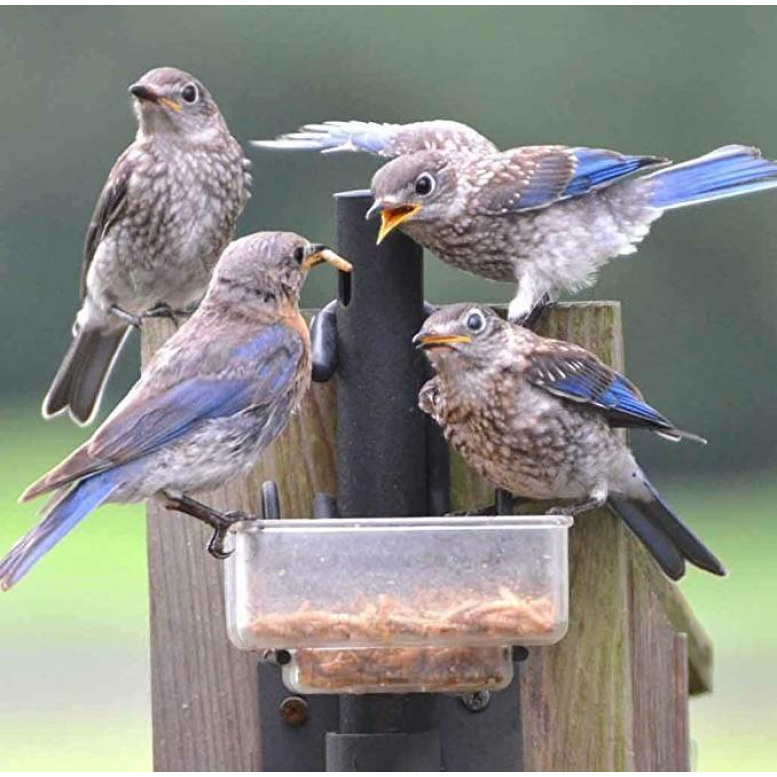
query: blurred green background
[{"left": 0, "top": 7, "right": 775, "bottom": 771}]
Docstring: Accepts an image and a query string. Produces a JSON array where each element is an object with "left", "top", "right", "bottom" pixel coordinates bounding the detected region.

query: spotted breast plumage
[
  {"left": 415, "top": 302, "right": 725, "bottom": 581},
  {"left": 45, "top": 67, "right": 252, "bottom": 426}
]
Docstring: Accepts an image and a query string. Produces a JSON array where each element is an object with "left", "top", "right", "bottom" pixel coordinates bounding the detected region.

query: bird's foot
[
  {"left": 140, "top": 303, "right": 193, "bottom": 328},
  {"left": 109, "top": 305, "right": 143, "bottom": 328},
  {"left": 546, "top": 495, "right": 605, "bottom": 517},
  {"left": 514, "top": 295, "right": 556, "bottom": 332},
  {"left": 446, "top": 504, "right": 497, "bottom": 517},
  {"left": 163, "top": 493, "right": 253, "bottom": 559}
]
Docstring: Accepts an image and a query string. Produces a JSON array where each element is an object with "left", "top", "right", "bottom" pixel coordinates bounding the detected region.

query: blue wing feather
[
  {"left": 525, "top": 347, "right": 703, "bottom": 442},
  {"left": 97, "top": 378, "right": 259, "bottom": 461},
  {"left": 19, "top": 324, "right": 304, "bottom": 500},
  {"left": 552, "top": 372, "right": 667, "bottom": 427},
  {"left": 563, "top": 148, "right": 668, "bottom": 198},
  {"left": 478, "top": 147, "right": 668, "bottom": 215},
  {"left": 94, "top": 324, "right": 301, "bottom": 463}
]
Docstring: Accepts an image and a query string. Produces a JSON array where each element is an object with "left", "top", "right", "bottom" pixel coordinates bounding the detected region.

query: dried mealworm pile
[
  {"left": 248, "top": 585, "right": 555, "bottom": 645},
  {"left": 292, "top": 645, "right": 511, "bottom": 692}
]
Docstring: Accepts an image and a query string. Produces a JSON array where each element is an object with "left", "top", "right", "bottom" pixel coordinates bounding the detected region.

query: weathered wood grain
[
  {"left": 629, "top": 544, "right": 692, "bottom": 770},
  {"left": 674, "top": 634, "right": 691, "bottom": 771},
  {"left": 144, "top": 302, "right": 710, "bottom": 771},
  {"left": 515, "top": 302, "right": 635, "bottom": 770}
]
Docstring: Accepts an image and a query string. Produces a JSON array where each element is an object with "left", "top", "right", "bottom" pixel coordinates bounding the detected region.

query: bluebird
[
  {"left": 415, "top": 303, "right": 725, "bottom": 580},
  {"left": 255, "top": 120, "right": 777, "bottom": 324},
  {"left": 0, "top": 233, "right": 351, "bottom": 590},
  {"left": 44, "top": 67, "right": 252, "bottom": 426}
]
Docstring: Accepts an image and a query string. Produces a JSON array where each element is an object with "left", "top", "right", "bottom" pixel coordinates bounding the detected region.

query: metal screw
[
  {"left": 279, "top": 695, "right": 309, "bottom": 727},
  {"left": 460, "top": 690, "right": 491, "bottom": 713}
]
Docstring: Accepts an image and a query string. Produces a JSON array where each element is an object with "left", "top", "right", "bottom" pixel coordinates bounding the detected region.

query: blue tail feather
[
  {"left": 0, "top": 472, "right": 119, "bottom": 590},
  {"left": 647, "top": 144, "right": 777, "bottom": 210}
]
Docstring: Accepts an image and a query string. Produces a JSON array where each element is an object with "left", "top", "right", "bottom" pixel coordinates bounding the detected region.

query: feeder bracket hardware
[{"left": 311, "top": 298, "right": 439, "bottom": 385}]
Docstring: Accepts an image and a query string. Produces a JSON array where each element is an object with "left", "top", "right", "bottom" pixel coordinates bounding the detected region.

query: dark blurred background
[{"left": 0, "top": 7, "right": 775, "bottom": 770}]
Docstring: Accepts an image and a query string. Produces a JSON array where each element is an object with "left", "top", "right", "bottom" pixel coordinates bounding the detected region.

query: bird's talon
[
  {"left": 141, "top": 304, "right": 182, "bottom": 327},
  {"left": 444, "top": 504, "right": 497, "bottom": 517},
  {"left": 517, "top": 296, "right": 556, "bottom": 332},
  {"left": 224, "top": 510, "right": 251, "bottom": 525},
  {"left": 206, "top": 530, "right": 233, "bottom": 560},
  {"left": 109, "top": 305, "right": 143, "bottom": 328}
]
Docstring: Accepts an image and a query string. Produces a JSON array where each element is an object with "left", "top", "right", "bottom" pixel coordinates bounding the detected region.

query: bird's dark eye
[
  {"left": 293, "top": 246, "right": 305, "bottom": 264},
  {"left": 181, "top": 83, "right": 198, "bottom": 104},
  {"left": 414, "top": 173, "right": 435, "bottom": 197},
  {"left": 465, "top": 309, "right": 486, "bottom": 333}
]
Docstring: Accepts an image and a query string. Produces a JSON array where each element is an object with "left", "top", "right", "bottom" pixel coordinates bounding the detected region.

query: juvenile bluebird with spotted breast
[
  {"left": 256, "top": 120, "right": 777, "bottom": 324},
  {"left": 0, "top": 233, "right": 351, "bottom": 590},
  {"left": 415, "top": 303, "right": 725, "bottom": 580},
  {"left": 44, "top": 67, "right": 252, "bottom": 426}
]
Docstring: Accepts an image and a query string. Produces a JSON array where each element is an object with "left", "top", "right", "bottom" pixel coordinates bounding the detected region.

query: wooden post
[{"left": 143, "top": 301, "right": 711, "bottom": 771}]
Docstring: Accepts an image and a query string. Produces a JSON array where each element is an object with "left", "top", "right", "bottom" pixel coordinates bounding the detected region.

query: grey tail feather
[
  {"left": 43, "top": 326, "right": 130, "bottom": 426},
  {"left": 607, "top": 485, "right": 726, "bottom": 580}
]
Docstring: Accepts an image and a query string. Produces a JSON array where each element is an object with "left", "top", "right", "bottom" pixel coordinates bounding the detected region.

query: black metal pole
[
  {"left": 259, "top": 192, "right": 525, "bottom": 771},
  {"left": 334, "top": 191, "right": 428, "bottom": 519},
  {"left": 325, "top": 191, "right": 441, "bottom": 771}
]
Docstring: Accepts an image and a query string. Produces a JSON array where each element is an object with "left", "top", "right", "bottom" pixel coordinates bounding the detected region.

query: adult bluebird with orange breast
[
  {"left": 0, "top": 233, "right": 351, "bottom": 590},
  {"left": 255, "top": 120, "right": 777, "bottom": 324},
  {"left": 44, "top": 67, "right": 252, "bottom": 426},
  {"left": 415, "top": 303, "right": 725, "bottom": 580}
]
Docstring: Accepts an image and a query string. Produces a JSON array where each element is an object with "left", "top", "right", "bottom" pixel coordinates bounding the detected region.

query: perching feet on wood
[{"left": 163, "top": 492, "right": 253, "bottom": 559}]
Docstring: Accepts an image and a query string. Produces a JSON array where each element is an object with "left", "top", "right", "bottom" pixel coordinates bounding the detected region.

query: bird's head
[
  {"left": 208, "top": 232, "right": 351, "bottom": 312},
  {"left": 413, "top": 303, "right": 511, "bottom": 373},
  {"left": 367, "top": 151, "right": 459, "bottom": 243},
  {"left": 129, "top": 67, "right": 224, "bottom": 140}
]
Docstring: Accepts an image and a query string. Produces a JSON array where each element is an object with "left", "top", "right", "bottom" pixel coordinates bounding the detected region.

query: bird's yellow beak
[
  {"left": 159, "top": 97, "right": 182, "bottom": 113},
  {"left": 377, "top": 204, "right": 422, "bottom": 245},
  {"left": 416, "top": 333, "right": 472, "bottom": 350},
  {"left": 301, "top": 246, "right": 353, "bottom": 273}
]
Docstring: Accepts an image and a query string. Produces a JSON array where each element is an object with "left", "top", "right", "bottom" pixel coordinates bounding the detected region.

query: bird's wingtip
[{"left": 18, "top": 485, "right": 38, "bottom": 504}]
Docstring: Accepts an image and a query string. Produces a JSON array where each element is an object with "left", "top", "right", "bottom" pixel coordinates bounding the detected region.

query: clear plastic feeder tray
[
  {"left": 282, "top": 645, "right": 514, "bottom": 695},
  {"left": 225, "top": 515, "right": 571, "bottom": 653}
]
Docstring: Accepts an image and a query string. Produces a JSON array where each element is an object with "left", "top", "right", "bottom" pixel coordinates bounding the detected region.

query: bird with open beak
[
  {"left": 415, "top": 303, "right": 725, "bottom": 581},
  {"left": 0, "top": 233, "right": 351, "bottom": 590},
  {"left": 44, "top": 66, "right": 251, "bottom": 427},
  {"left": 254, "top": 120, "right": 777, "bottom": 326}
]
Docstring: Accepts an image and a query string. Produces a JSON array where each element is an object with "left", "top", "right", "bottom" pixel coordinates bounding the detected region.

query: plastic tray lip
[{"left": 229, "top": 514, "right": 573, "bottom": 535}]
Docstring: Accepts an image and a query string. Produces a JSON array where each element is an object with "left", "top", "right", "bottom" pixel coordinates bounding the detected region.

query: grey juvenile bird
[
  {"left": 1, "top": 233, "right": 351, "bottom": 590},
  {"left": 255, "top": 120, "right": 777, "bottom": 323},
  {"left": 44, "top": 66, "right": 252, "bottom": 425},
  {"left": 415, "top": 303, "right": 725, "bottom": 580}
]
